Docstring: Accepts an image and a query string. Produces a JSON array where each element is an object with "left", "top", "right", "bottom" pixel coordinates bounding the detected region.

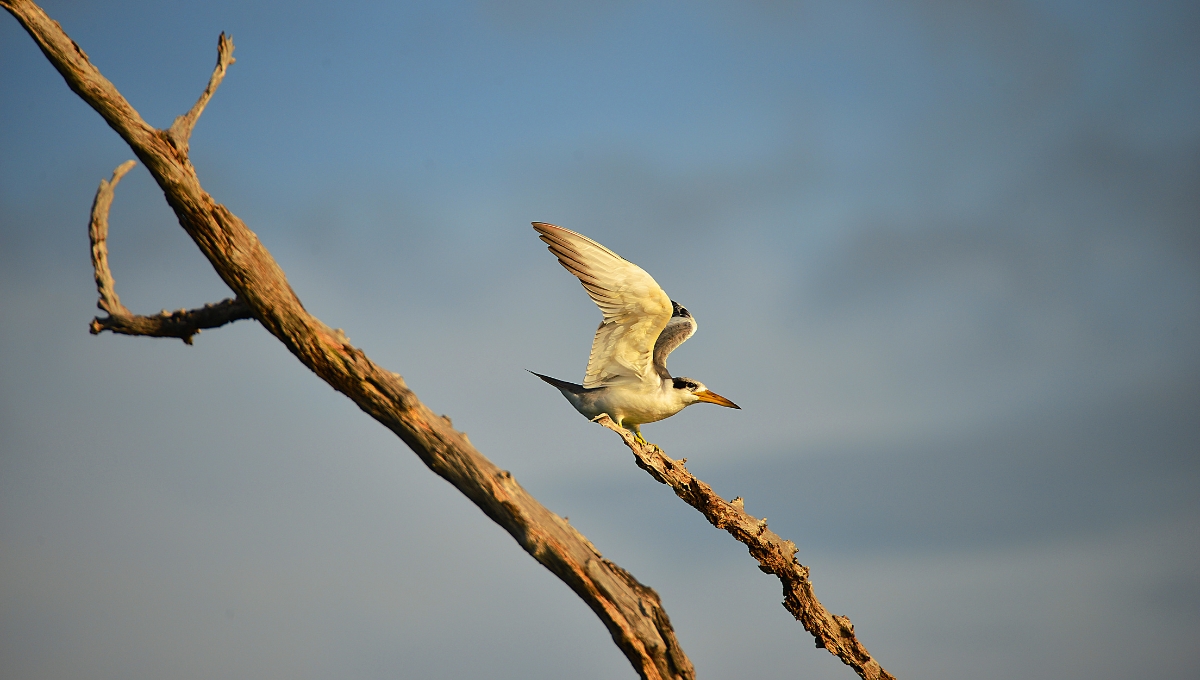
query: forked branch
[
  {"left": 3, "top": 2, "right": 693, "bottom": 678},
  {"left": 595, "top": 415, "right": 896, "bottom": 680},
  {"left": 87, "top": 160, "right": 253, "bottom": 344}
]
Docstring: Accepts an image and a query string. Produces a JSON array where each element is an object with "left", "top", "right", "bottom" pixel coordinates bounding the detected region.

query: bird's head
[{"left": 671, "top": 377, "right": 740, "bottom": 409}]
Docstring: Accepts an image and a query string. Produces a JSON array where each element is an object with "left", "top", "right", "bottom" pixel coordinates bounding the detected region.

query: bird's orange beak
[{"left": 695, "top": 389, "right": 740, "bottom": 409}]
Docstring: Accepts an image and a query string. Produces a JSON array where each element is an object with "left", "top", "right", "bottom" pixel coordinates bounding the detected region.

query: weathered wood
[
  {"left": 595, "top": 415, "right": 896, "bottom": 680},
  {"left": 88, "top": 160, "right": 253, "bottom": 344}
]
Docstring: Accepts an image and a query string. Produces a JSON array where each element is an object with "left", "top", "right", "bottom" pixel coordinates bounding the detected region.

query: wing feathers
[
  {"left": 533, "top": 222, "right": 673, "bottom": 387},
  {"left": 652, "top": 311, "right": 698, "bottom": 379}
]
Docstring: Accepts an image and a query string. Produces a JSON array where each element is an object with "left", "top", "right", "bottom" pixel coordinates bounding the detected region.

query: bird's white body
[
  {"left": 558, "top": 378, "right": 696, "bottom": 427},
  {"left": 531, "top": 222, "right": 738, "bottom": 442}
]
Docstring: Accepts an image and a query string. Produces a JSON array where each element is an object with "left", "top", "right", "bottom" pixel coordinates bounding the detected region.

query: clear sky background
[{"left": 2, "top": 1, "right": 1198, "bottom": 678}]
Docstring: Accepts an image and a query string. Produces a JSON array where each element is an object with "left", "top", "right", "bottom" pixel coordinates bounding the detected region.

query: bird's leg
[{"left": 590, "top": 414, "right": 653, "bottom": 447}]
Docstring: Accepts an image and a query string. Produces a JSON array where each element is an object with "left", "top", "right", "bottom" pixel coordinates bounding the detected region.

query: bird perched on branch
[{"left": 530, "top": 222, "right": 739, "bottom": 444}]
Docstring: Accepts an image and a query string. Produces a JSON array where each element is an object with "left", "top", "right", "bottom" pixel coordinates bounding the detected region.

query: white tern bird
[{"left": 530, "top": 222, "right": 739, "bottom": 444}]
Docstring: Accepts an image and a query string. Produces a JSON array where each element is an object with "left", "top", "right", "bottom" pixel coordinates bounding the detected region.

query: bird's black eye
[{"left": 672, "top": 378, "right": 697, "bottom": 390}]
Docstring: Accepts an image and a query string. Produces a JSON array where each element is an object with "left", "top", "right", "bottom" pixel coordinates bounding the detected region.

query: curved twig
[
  {"left": 3, "top": 2, "right": 693, "bottom": 677},
  {"left": 87, "top": 160, "right": 253, "bottom": 344},
  {"left": 594, "top": 415, "right": 897, "bottom": 680}
]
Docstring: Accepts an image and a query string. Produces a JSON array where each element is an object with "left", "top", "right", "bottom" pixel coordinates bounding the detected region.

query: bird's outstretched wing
[
  {"left": 652, "top": 301, "right": 698, "bottom": 379},
  {"left": 533, "top": 222, "right": 671, "bottom": 387}
]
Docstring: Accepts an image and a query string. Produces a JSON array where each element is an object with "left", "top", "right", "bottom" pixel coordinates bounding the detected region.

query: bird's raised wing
[
  {"left": 652, "top": 301, "right": 698, "bottom": 379},
  {"left": 533, "top": 222, "right": 671, "bottom": 387}
]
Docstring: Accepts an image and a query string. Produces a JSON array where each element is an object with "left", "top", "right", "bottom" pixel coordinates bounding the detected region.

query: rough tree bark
[
  {"left": 595, "top": 417, "right": 894, "bottom": 679},
  {"left": 2, "top": 2, "right": 895, "bottom": 678}
]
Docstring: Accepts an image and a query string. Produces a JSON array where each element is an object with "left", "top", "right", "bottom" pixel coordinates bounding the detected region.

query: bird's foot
[
  {"left": 630, "top": 428, "right": 656, "bottom": 448},
  {"left": 590, "top": 414, "right": 655, "bottom": 448}
]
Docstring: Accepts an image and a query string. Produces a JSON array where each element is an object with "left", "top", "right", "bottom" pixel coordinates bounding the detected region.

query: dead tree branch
[
  {"left": 2, "top": 1, "right": 692, "bottom": 677},
  {"left": 166, "top": 32, "right": 234, "bottom": 158},
  {"left": 595, "top": 415, "right": 896, "bottom": 680},
  {"left": 88, "top": 159, "right": 253, "bottom": 344}
]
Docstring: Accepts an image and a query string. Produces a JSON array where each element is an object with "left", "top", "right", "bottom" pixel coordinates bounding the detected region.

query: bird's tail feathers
[{"left": 527, "top": 370, "right": 587, "bottom": 395}]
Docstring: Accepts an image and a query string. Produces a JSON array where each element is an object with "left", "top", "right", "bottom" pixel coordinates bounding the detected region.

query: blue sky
[{"left": 2, "top": 1, "right": 1198, "bottom": 678}]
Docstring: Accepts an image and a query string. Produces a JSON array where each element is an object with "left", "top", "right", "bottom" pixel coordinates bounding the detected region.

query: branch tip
[
  {"left": 166, "top": 31, "right": 236, "bottom": 156},
  {"left": 89, "top": 159, "right": 137, "bottom": 317}
]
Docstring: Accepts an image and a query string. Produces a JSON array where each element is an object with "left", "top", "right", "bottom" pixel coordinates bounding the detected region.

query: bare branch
[
  {"left": 3, "top": 2, "right": 694, "bottom": 677},
  {"left": 86, "top": 160, "right": 253, "bottom": 344},
  {"left": 166, "top": 32, "right": 234, "bottom": 157},
  {"left": 89, "top": 298, "right": 254, "bottom": 344},
  {"left": 89, "top": 159, "right": 137, "bottom": 317},
  {"left": 594, "top": 415, "right": 897, "bottom": 680}
]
